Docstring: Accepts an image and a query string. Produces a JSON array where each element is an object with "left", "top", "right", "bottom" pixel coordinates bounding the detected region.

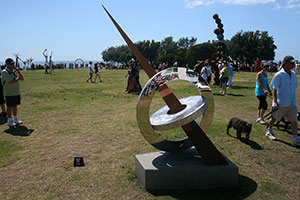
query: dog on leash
[
  {"left": 227, "top": 117, "right": 252, "bottom": 140},
  {"left": 275, "top": 112, "right": 300, "bottom": 130}
]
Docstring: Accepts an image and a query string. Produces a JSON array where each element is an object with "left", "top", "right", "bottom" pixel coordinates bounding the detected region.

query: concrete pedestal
[{"left": 135, "top": 148, "right": 238, "bottom": 191}]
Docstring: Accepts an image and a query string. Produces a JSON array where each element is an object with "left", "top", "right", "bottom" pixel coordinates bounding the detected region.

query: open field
[{"left": 0, "top": 68, "right": 299, "bottom": 200}]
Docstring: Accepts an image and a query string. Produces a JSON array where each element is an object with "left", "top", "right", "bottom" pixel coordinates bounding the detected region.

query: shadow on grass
[
  {"left": 150, "top": 175, "right": 257, "bottom": 200},
  {"left": 0, "top": 116, "right": 7, "bottom": 125},
  {"left": 276, "top": 139, "right": 300, "bottom": 149},
  {"left": 4, "top": 125, "right": 34, "bottom": 136},
  {"left": 227, "top": 132, "right": 263, "bottom": 150},
  {"left": 231, "top": 85, "right": 255, "bottom": 90},
  {"left": 213, "top": 93, "right": 245, "bottom": 97}
]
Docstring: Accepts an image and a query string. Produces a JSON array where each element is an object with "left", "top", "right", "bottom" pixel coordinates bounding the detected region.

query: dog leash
[
  {"left": 252, "top": 107, "right": 278, "bottom": 125},
  {"left": 264, "top": 107, "right": 279, "bottom": 120}
]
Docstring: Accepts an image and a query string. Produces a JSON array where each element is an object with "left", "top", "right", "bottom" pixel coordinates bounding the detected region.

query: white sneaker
[
  {"left": 258, "top": 119, "right": 266, "bottom": 125},
  {"left": 266, "top": 129, "right": 276, "bottom": 140},
  {"left": 292, "top": 138, "right": 300, "bottom": 147},
  {"left": 14, "top": 117, "right": 23, "bottom": 125},
  {"left": 7, "top": 118, "right": 16, "bottom": 127}
]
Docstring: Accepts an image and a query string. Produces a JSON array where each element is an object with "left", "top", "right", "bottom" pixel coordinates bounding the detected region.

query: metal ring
[
  {"left": 136, "top": 67, "right": 214, "bottom": 152},
  {"left": 150, "top": 95, "right": 207, "bottom": 131}
]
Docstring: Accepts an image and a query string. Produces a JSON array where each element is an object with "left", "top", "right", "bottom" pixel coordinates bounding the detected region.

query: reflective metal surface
[
  {"left": 104, "top": 6, "right": 227, "bottom": 164},
  {"left": 137, "top": 67, "right": 215, "bottom": 152},
  {"left": 150, "top": 95, "right": 207, "bottom": 131}
]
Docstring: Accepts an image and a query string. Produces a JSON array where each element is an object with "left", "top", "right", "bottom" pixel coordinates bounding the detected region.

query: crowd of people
[{"left": 0, "top": 54, "right": 299, "bottom": 147}]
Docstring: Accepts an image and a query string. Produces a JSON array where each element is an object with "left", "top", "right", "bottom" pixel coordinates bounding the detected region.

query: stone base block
[{"left": 135, "top": 148, "right": 238, "bottom": 191}]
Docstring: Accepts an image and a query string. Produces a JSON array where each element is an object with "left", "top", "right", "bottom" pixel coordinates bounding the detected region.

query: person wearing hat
[
  {"left": 266, "top": 55, "right": 300, "bottom": 147},
  {"left": 255, "top": 63, "right": 271, "bottom": 125},
  {"left": 1, "top": 58, "right": 24, "bottom": 127}
]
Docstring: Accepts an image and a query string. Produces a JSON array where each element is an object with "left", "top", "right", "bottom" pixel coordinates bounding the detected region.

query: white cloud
[
  {"left": 222, "top": 0, "right": 276, "bottom": 5},
  {"left": 184, "top": 0, "right": 300, "bottom": 14},
  {"left": 184, "top": 0, "right": 214, "bottom": 8},
  {"left": 184, "top": 0, "right": 275, "bottom": 8}
]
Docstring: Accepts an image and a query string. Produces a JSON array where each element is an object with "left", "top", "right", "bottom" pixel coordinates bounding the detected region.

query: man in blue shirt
[
  {"left": 227, "top": 63, "right": 234, "bottom": 88},
  {"left": 266, "top": 55, "right": 299, "bottom": 147}
]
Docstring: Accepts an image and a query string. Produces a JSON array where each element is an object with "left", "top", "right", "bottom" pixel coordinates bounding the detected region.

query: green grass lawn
[{"left": 0, "top": 68, "right": 299, "bottom": 200}]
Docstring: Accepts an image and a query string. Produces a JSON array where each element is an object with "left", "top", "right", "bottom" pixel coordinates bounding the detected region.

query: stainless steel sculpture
[
  {"left": 103, "top": 5, "right": 227, "bottom": 165},
  {"left": 137, "top": 67, "right": 215, "bottom": 153}
]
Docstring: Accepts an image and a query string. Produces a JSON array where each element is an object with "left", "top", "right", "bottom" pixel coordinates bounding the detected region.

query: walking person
[
  {"left": 1, "top": 58, "right": 24, "bottom": 127},
  {"left": 265, "top": 56, "right": 300, "bottom": 147},
  {"left": 86, "top": 61, "right": 94, "bottom": 83},
  {"left": 255, "top": 63, "right": 271, "bottom": 125},
  {"left": 94, "top": 63, "right": 103, "bottom": 82},
  {"left": 219, "top": 62, "right": 229, "bottom": 95},
  {"left": 227, "top": 62, "right": 234, "bottom": 88},
  {"left": 201, "top": 61, "right": 212, "bottom": 84},
  {"left": 134, "top": 62, "right": 142, "bottom": 93},
  {"left": 0, "top": 65, "right": 7, "bottom": 116}
]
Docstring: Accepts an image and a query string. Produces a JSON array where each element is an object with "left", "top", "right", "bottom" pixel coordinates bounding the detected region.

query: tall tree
[
  {"left": 227, "top": 30, "right": 277, "bottom": 63},
  {"left": 186, "top": 42, "right": 217, "bottom": 66},
  {"left": 135, "top": 40, "right": 160, "bottom": 66}
]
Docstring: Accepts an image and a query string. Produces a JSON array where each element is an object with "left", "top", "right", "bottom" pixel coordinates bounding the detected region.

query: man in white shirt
[
  {"left": 86, "top": 61, "right": 94, "bottom": 83},
  {"left": 201, "top": 63, "right": 212, "bottom": 84},
  {"left": 266, "top": 56, "right": 300, "bottom": 147}
]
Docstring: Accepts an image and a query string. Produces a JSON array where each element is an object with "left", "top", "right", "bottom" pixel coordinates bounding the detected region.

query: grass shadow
[
  {"left": 276, "top": 139, "right": 300, "bottom": 149},
  {"left": 240, "top": 138, "right": 264, "bottom": 150},
  {"left": 231, "top": 85, "right": 255, "bottom": 90},
  {"left": 226, "top": 93, "right": 245, "bottom": 97},
  {"left": 227, "top": 132, "right": 263, "bottom": 150},
  {"left": 0, "top": 116, "right": 7, "bottom": 125},
  {"left": 4, "top": 125, "right": 34, "bottom": 137},
  {"left": 150, "top": 175, "right": 257, "bottom": 200}
]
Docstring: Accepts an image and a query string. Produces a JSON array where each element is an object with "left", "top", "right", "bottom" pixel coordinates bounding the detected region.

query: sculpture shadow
[
  {"left": 227, "top": 132, "right": 263, "bottom": 150},
  {"left": 150, "top": 150, "right": 257, "bottom": 199},
  {"left": 4, "top": 125, "right": 34, "bottom": 137},
  {"left": 150, "top": 175, "right": 257, "bottom": 200}
]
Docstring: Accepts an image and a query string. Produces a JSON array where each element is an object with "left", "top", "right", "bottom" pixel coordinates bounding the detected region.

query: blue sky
[{"left": 1, "top": 0, "right": 299, "bottom": 63}]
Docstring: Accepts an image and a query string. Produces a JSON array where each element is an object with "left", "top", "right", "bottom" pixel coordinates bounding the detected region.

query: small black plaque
[{"left": 74, "top": 157, "right": 85, "bottom": 167}]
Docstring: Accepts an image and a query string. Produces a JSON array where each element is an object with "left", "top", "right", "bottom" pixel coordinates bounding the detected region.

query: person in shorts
[
  {"left": 255, "top": 63, "right": 271, "bottom": 125},
  {"left": 219, "top": 62, "right": 229, "bottom": 95},
  {"left": 93, "top": 63, "right": 102, "bottom": 82},
  {"left": 1, "top": 58, "right": 24, "bottom": 126},
  {"left": 86, "top": 61, "right": 94, "bottom": 83},
  {"left": 266, "top": 55, "right": 300, "bottom": 147},
  {"left": 0, "top": 65, "right": 7, "bottom": 116}
]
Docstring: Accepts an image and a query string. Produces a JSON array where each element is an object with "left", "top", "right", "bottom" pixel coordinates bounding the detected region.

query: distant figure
[
  {"left": 94, "top": 63, "right": 103, "bottom": 82},
  {"left": 125, "top": 63, "right": 139, "bottom": 93},
  {"left": 227, "top": 63, "right": 234, "bottom": 88},
  {"left": 200, "top": 61, "right": 212, "bottom": 84},
  {"left": 134, "top": 63, "right": 142, "bottom": 93},
  {"left": 43, "top": 49, "right": 49, "bottom": 74},
  {"left": 219, "top": 62, "right": 229, "bottom": 95},
  {"left": 86, "top": 62, "right": 94, "bottom": 83},
  {"left": 2, "top": 58, "right": 24, "bottom": 127},
  {"left": 0, "top": 65, "right": 7, "bottom": 116},
  {"left": 49, "top": 51, "right": 53, "bottom": 75}
]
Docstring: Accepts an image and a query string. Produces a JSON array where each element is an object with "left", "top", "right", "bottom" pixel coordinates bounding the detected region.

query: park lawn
[{"left": 0, "top": 68, "right": 299, "bottom": 200}]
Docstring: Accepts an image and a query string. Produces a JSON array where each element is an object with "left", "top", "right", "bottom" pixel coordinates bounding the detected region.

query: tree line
[{"left": 101, "top": 30, "right": 277, "bottom": 68}]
